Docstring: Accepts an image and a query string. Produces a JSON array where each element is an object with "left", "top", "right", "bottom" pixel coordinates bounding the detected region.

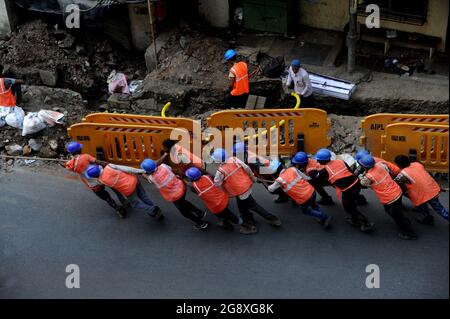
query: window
[{"left": 359, "top": 0, "right": 428, "bottom": 25}]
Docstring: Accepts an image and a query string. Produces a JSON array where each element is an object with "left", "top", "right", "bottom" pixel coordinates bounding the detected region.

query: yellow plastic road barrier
[
  {"left": 380, "top": 123, "right": 449, "bottom": 173},
  {"left": 83, "top": 112, "right": 198, "bottom": 136},
  {"left": 207, "top": 108, "right": 331, "bottom": 155},
  {"left": 360, "top": 113, "right": 449, "bottom": 157},
  {"left": 68, "top": 123, "right": 192, "bottom": 167}
]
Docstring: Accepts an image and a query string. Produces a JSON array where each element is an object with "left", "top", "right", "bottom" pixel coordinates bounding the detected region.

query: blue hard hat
[
  {"left": 185, "top": 167, "right": 202, "bottom": 181},
  {"left": 85, "top": 164, "right": 101, "bottom": 178},
  {"left": 355, "top": 149, "right": 370, "bottom": 161},
  {"left": 291, "top": 59, "right": 301, "bottom": 67},
  {"left": 141, "top": 158, "right": 157, "bottom": 173},
  {"left": 211, "top": 148, "right": 227, "bottom": 163},
  {"left": 315, "top": 149, "right": 332, "bottom": 161},
  {"left": 224, "top": 49, "right": 237, "bottom": 61},
  {"left": 292, "top": 151, "right": 309, "bottom": 165},
  {"left": 233, "top": 142, "right": 247, "bottom": 154},
  {"left": 358, "top": 154, "right": 375, "bottom": 169},
  {"left": 67, "top": 141, "right": 82, "bottom": 154}
]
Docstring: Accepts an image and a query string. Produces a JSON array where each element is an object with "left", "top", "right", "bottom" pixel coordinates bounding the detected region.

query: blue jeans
[
  {"left": 418, "top": 196, "right": 449, "bottom": 220},
  {"left": 128, "top": 181, "right": 157, "bottom": 216},
  {"left": 300, "top": 192, "right": 328, "bottom": 221}
]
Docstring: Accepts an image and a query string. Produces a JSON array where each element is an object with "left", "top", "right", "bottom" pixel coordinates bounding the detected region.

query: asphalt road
[{"left": 0, "top": 166, "right": 448, "bottom": 299}]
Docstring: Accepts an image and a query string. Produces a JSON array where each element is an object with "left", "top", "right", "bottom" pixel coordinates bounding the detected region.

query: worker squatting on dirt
[
  {"left": 64, "top": 140, "right": 448, "bottom": 239},
  {"left": 223, "top": 49, "right": 250, "bottom": 108}
]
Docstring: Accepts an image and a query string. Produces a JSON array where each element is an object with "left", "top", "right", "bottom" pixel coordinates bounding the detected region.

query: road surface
[{"left": 0, "top": 166, "right": 448, "bottom": 298}]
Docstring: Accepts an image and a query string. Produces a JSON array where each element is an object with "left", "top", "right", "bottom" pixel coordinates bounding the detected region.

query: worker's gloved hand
[{"left": 358, "top": 174, "right": 372, "bottom": 187}]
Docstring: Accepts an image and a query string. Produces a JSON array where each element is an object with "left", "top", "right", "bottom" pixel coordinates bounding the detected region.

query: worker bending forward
[
  {"left": 394, "top": 155, "right": 448, "bottom": 225},
  {"left": 84, "top": 163, "right": 163, "bottom": 220},
  {"left": 185, "top": 167, "right": 242, "bottom": 231},
  {"left": 141, "top": 159, "right": 209, "bottom": 231},
  {"left": 358, "top": 155, "right": 417, "bottom": 240},
  {"left": 64, "top": 142, "right": 128, "bottom": 218},
  {"left": 212, "top": 148, "right": 282, "bottom": 235},
  {"left": 268, "top": 152, "right": 333, "bottom": 229},
  {"left": 313, "top": 149, "right": 374, "bottom": 232}
]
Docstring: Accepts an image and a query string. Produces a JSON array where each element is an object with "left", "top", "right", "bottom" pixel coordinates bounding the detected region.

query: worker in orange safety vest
[
  {"left": 64, "top": 141, "right": 128, "bottom": 218},
  {"left": 358, "top": 154, "right": 417, "bottom": 240},
  {"left": 211, "top": 148, "right": 281, "bottom": 235},
  {"left": 224, "top": 49, "right": 249, "bottom": 108},
  {"left": 313, "top": 148, "right": 374, "bottom": 232},
  {"left": 141, "top": 159, "right": 209, "bottom": 231},
  {"left": 159, "top": 139, "right": 205, "bottom": 176},
  {"left": 268, "top": 152, "right": 333, "bottom": 229},
  {"left": 185, "top": 167, "right": 242, "bottom": 230},
  {"left": 394, "top": 155, "right": 448, "bottom": 225},
  {"left": 84, "top": 163, "right": 163, "bottom": 221},
  {"left": 354, "top": 149, "right": 401, "bottom": 177}
]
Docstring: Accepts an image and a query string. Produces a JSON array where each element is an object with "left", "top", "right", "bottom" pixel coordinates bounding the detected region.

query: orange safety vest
[
  {"left": 99, "top": 165, "right": 138, "bottom": 197},
  {"left": 401, "top": 162, "right": 441, "bottom": 207},
  {"left": 192, "top": 175, "right": 228, "bottom": 214},
  {"left": 230, "top": 62, "right": 250, "bottom": 96},
  {"left": 276, "top": 167, "right": 315, "bottom": 205},
  {"left": 374, "top": 157, "right": 400, "bottom": 177},
  {"left": 65, "top": 154, "right": 99, "bottom": 190},
  {"left": 0, "top": 78, "right": 16, "bottom": 107},
  {"left": 324, "top": 159, "right": 354, "bottom": 186},
  {"left": 148, "top": 164, "right": 185, "bottom": 202},
  {"left": 365, "top": 162, "right": 402, "bottom": 205},
  {"left": 218, "top": 157, "right": 253, "bottom": 197},
  {"left": 173, "top": 144, "right": 203, "bottom": 170},
  {"left": 305, "top": 159, "right": 323, "bottom": 174}
]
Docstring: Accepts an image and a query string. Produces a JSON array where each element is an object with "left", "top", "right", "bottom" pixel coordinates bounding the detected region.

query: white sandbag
[
  {"left": 22, "top": 112, "right": 47, "bottom": 136},
  {"left": 37, "top": 109, "right": 65, "bottom": 127},
  {"left": 5, "top": 106, "right": 25, "bottom": 129}
]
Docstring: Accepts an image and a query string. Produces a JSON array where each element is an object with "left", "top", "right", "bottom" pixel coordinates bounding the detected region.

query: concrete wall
[
  {"left": 298, "top": 0, "right": 449, "bottom": 51},
  {"left": 198, "top": 0, "right": 229, "bottom": 28},
  {"left": 0, "top": 0, "right": 18, "bottom": 38},
  {"left": 128, "top": 3, "right": 152, "bottom": 52}
]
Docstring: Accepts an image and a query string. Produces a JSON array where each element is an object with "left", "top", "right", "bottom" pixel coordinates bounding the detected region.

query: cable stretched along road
[{"left": 0, "top": 166, "right": 448, "bottom": 298}]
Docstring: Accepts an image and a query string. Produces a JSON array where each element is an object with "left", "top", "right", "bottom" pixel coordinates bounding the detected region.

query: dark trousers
[
  {"left": 300, "top": 94, "right": 315, "bottom": 108},
  {"left": 173, "top": 192, "right": 203, "bottom": 224},
  {"left": 417, "top": 196, "right": 449, "bottom": 220},
  {"left": 300, "top": 192, "right": 328, "bottom": 220},
  {"left": 11, "top": 84, "right": 22, "bottom": 105},
  {"left": 216, "top": 207, "right": 241, "bottom": 225},
  {"left": 384, "top": 197, "right": 416, "bottom": 236},
  {"left": 236, "top": 194, "right": 277, "bottom": 225},
  {"left": 341, "top": 183, "right": 370, "bottom": 224},
  {"left": 309, "top": 178, "right": 332, "bottom": 201},
  {"left": 225, "top": 93, "right": 249, "bottom": 108},
  {"left": 93, "top": 186, "right": 126, "bottom": 210}
]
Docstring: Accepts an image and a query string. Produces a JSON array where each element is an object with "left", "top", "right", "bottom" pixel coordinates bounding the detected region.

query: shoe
[
  {"left": 317, "top": 197, "right": 334, "bottom": 206},
  {"left": 360, "top": 222, "right": 375, "bottom": 233},
  {"left": 153, "top": 206, "right": 164, "bottom": 220},
  {"left": 273, "top": 195, "right": 289, "bottom": 204},
  {"left": 398, "top": 232, "right": 418, "bottom": 240},
  {"left": 345, "top": 216, "right": 361, "bottom": 227},
  {"left": 116, "top": 206, "right": 127, "bottom": 219},
  {"left": 416, "top": 215, "right": 434, "bottom": 226},
  {"left": 217, "top": 221, "right": 234, "bottom": 230},
  {"left": 319, "top": 215, "right": 333, "bottom": 229},
  {"left": 239, "top": 224, "right": 258, "bottom": 235},
  {"left": 197, "top": 210, "right": 207, "bottom": 219},
  {"left": 267, "top": 217, "right": 282, "bottom": 227},
  {"left": 194, "top": 221, "right": 209, "bottom": 230}
]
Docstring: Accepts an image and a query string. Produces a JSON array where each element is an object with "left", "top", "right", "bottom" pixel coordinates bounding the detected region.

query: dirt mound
[{"left": 0, "top": 19, "right": 145, "bottom": 99}]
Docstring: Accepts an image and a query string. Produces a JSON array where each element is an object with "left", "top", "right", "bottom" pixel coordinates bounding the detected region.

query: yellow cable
[{"left": 161, "top": 102, "right": 171, "bottom": 117}]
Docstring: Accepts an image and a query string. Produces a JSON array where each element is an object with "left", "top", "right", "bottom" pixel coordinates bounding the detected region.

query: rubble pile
[{"left": 0, "top": 20, "right": 145, "bottom": 98}]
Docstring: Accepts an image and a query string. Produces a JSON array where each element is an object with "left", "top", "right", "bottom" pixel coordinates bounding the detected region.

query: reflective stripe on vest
[
  {"left": 401, "top": 162, "right": 441, "bottom": 207},
  {"left": 230, "top": 62, "right": 249, "bottom": 96},
  {"left": 374, "top": 157, "right": 401, "bottom": 177},
  {"left": 276, "top": 167, "right": 314, "bottom": 204},
  {"left": 0, "top": 78, "right": 16, "bottom": 107},
  {"left": 193, "top": 175, "right": 228, "bottom": 214},
  {"left": 218, "top": 157, "right": 253, "bottom": 197},
  {"left": 366, "top": 163, "right": 402, "bottom": 205},
  {"left": 325, "top": 159, "right": 353, "bottom": 185},
  {"left": 150, "top": 164, "right": 185, "bottom": 202}
]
